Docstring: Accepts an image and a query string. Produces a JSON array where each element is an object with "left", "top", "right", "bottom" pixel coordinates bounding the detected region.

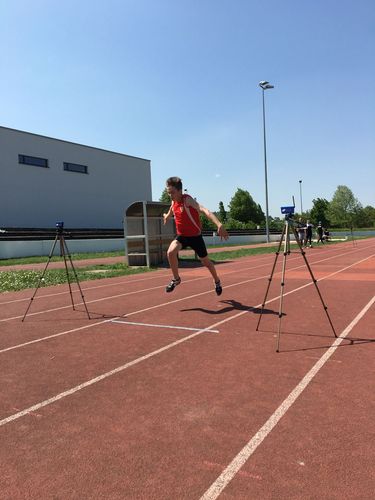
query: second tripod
[
  {"left": 22, "top": 222, "right": 90, "bottom": 321},
  {"left": 256, "top": 212, "right": 336, "bottom": 352}
]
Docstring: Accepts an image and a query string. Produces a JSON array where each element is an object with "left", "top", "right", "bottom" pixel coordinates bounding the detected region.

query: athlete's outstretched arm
[{"left": 163, "top": 205, "right": 173, "bottom": 225}]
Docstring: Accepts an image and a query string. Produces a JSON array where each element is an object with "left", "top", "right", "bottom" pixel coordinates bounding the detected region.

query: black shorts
[{"left": 175, "top": 234, "right": 208, "bottom": 258}]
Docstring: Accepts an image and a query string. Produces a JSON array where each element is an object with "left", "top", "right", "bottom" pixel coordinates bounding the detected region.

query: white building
[{"left": 0, "top": 126, "right": 152, "bottom": 229}]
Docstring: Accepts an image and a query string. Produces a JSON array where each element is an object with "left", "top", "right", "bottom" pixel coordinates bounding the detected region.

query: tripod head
[
  {"left": 281, "top": 195, "right": 296, "bottom": 222},
  {"left": 280, "top": 205, "right": 295, "bottom": 223},
  {"left": 55, "top": 221, "right": 65, "bottom": 235}
]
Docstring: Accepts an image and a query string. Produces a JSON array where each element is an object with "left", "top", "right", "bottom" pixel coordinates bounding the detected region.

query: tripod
[
  {"left": 256, "top": 216, "right": 336, "bottom": 352},
  {"left": 349, "top": 226, "right": 357, "bottom": 247},
  {"left": 22, "top": 228, "right": 90, "bottom": 321}
]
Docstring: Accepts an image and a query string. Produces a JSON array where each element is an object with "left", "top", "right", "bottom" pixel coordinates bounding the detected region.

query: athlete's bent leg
[
  {"left": 167, "top": 240, "right": 182, "bottom": 280},
  {"left": 200, "top": 256, "right": 222, "bottom": 295}
]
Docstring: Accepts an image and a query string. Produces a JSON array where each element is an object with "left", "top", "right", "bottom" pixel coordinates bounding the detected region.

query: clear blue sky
[{"left": 1, "top": 0, "right": 374, "bottom": 217}]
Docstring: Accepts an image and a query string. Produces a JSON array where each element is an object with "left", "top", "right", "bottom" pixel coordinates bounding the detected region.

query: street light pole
[
  {"left": 259, "top": 81, "right": 274, "bottom": 243},
  {"left": 299, "top": 179, "right": 303, "bottom": 215}
]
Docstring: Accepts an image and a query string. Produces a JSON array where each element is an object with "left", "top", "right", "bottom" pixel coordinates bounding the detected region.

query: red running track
[{"left": 0, "top": 239, "right": 375, "bottom": 499}]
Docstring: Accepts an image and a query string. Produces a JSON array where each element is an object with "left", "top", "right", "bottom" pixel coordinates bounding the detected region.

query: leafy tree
[
  {"left": 218, "top": 201, "right": 227, "bottom": 223},
  {"left": 200, "top": 214, "right": 216, "bottom": 230},
  {"left": 361, "top": 206, "right": 375, "bottom": 227},
  {"left": 159, "top": 188, "right": 170, "bottom": 203},
  {"left": 352, "top": 205, "right": 375, "bottom": 228},
  {"left": 310, "top": 198, "right": 330, "bottom": 227},
  {"left": 269, "top": 217, "right": 284, "bottom": 230},
  {"left": 228, "top": 188, "right": 263, "bottom": 224},
  {"left": 328, "top": 185, "right": 361, "bottom": 228},
  {"left": 225, "top": 218, "right": 257, "bottom": 229},
  {"left": 256, "top": 203, "right": 265, "bottom": 224}
]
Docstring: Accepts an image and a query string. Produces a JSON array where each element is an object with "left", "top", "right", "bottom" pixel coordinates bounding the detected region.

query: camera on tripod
[
  {"left": 281, "top": 196, "right": 296, "bottom": 220},
  {"left": 55, "top": 221, "right": 64, "bottom": 233},
  {"left": 280, "top": 206, "right": 295, "bottom": 216},
  {"left": 281, "top": 206, "right": 295, "bottom": 222},
  {"left": 23, "top": 219, "right": 90, "bottom": 321}
]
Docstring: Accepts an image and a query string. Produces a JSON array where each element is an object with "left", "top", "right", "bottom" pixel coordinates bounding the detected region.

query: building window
[
  {"left": 19, "top": 154, "right": 49, "bottom": 168},
  {"left": 63, "top": 162, "right": 88, "bottom": 174}
]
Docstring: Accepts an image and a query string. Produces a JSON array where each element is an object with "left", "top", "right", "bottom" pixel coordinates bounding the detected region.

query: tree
[
  {"left": 228, "top": 188, "right": 263, "bottom": 224},
  {"left": 269, "top": 217, "right": 284, "bottom": 230},
  {"left": 218, "top": 201, "right": 227, "bottom": 223},
  {"left": 328, "top": 185, "right": 361, "bottom": 228},
  {"left": 159, "top": 188, "right": 170, "bottom": 203},
  {"left": 353, "top": 205, "right": 375, "bottom": 228},
  {"left": 361, "top": 206, "right": 375, "bottom": 227},
  {"left": 256, "top": 203, "right": 265, "bottom": 224},
  {"left": 200, "top": 213, "right": 216, "bottom": 230},
  {"left": 310, "top": 198, "right": 330, "bottom": 227}
]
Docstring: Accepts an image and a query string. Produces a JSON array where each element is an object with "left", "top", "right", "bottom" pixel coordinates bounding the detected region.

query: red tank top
[{"left": 172, "top": 194, "right": 201, "bottom": 236}]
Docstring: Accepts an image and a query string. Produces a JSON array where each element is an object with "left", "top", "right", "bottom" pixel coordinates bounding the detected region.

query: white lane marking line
[
  {"left": 199, "top": 295, "right": 375, "bottom": 500},
  {"left": 0, "top": 255, "right": 276, "bottom": 320},
  {"left": 1, "top": 252, "right": 374, "bottom": 354},
  {"left": 1, "top": 241, "right": 373, "bottom": 318},
  {"left": 0, "top": 321, "right": 225, "bottom": 427},
  {"left": 2, "top": 295, "right": 270, "bottom": 426},
  {"left": 0, "top": 252, "right": 277, "bottom": 306},
  {"left": 0, "top": 319, "right": 114, "bottom": 354},
  {"left": 0, "top": 276, "right": 206, "bottom": 323},
  {"left": 111, "top": 320, "right": 219, "bottom": 333}
]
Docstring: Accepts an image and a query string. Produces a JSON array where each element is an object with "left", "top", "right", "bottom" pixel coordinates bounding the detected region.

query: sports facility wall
[{"left": 0, "top": 126, "right": 151, "bottom": 229}]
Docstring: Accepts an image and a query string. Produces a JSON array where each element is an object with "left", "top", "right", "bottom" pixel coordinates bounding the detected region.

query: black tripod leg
[
  {"left": 22, "top": 235, "right": 59, "bottom": 321},
  {"left": 291, "top": 225, "right": 337, "bottom": 338},
  {"left": 256, "top": 224, "right": 286, "bottom": 331},
  {"left": 276, "top": 222, "right": 289, "bottom": 352},
  {"left": 62, "top": 237, "right": 91, "bottom": 319},
  {"left": 60, "top": 236, "right": 76, "bottom": 310}
]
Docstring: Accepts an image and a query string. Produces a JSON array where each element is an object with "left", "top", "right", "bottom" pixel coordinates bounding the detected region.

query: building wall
[{"left": 0, "top": 127, "right": 152, "bottom": 228}]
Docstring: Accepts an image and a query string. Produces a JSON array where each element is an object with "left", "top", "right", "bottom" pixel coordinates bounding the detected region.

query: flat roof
[
  {"left": 125, "top": 201, "right": 171, "bottom": 217},
  {"left": 0, "top": 125, "right": 150, "bottom": 162}
]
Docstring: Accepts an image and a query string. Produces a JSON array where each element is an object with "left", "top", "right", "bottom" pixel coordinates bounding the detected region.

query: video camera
[
  {"left": 280, "top": 196, "right": 296, "bottom": 220},
  {"left": 55, "top": 221, "right": 64, "bottom": 233},
  {"left": 280, "top": 206, "right": 295, "bottom": 216}
]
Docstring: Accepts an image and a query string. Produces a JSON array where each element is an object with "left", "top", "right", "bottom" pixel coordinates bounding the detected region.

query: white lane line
[
  {"left": 1, "top": 255, "right": 374, "bottom": 426},
  {"left": 0, "top": 276, "right": 206, "bottom": 323},
  {"left": 199, "top": 294, "right": 375, "bottom": 500},
  {"left": 0, "top": 319, "right": 115, "bottom": 354},
  {"left": 1, "top": 242, "right": 373, "bottom": 319},
  {"left": 0, "top": 275, "right": 264, "bottom": 354},
  {"left": 0, "top": 321, "right": 227, "bottom": 428},
  {"left": 0, "top": 254, "right": 273, "bottom": 306},
  {"left": 1, "top": 253, "right": 374, "bottom": 354},
  {"left": 0, "top": 255, "right": 276, "bottom": 321},
  {"left": 111, "top": 320, "right": 219, "bottom": 333}
]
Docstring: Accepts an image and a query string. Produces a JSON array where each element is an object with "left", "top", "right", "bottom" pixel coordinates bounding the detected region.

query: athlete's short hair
[{"left": 166, "top": 177, "right": 183, "bottom": 191}]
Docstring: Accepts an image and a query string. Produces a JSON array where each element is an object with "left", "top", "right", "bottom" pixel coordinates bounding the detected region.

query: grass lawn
[{"left": 0, "top": 263, "right": 153, "bottom": 292}]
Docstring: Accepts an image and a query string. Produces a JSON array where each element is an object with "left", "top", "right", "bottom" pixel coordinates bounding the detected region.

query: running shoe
[
  {"left": 166, "top": 277, "right": 181, "bottom": 293},
  {"left": 215, "top": 280, "right": 222, "bottom": 296}
]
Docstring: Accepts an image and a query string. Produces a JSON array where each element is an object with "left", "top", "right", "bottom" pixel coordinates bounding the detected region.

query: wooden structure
[{"left": 123, "top": 201, "right": 175, "bottom": 267}]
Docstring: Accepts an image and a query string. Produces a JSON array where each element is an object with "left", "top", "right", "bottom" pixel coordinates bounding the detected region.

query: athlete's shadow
[{"left": 181, "top": 299, "right": 281, "bottom": 316}]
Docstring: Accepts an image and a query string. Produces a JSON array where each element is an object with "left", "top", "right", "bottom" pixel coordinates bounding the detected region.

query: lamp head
[{"left": 259, "top": 81, "right": 274, "bottom": 90}]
